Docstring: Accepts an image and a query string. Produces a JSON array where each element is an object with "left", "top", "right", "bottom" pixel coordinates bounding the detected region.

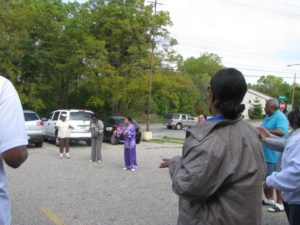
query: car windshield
[
  {"left": 112, "top": 118, "right": 138, "bottom": 128},
  {"left": 166, "top": 114, "right": 180, "bottom": 119},
  {"left": 172, "top": 114, "right": 180, "bottom": 119},
  {"left": 132, "top": 120, "right": 139, "bottom": 128},
  {"left": 114, "top": 118, "right": 125, "bottom": 125},
  {"left": 69, "top": 111, "right": 93, "bottom": 121},
  {"left": 165, "top": 114, "right": 173, "bottom": 119},
  {"left": 24, "top": 112, "right": 40, "bottom": 121}
]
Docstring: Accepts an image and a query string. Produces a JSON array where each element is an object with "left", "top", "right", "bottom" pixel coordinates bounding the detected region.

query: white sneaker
[
  {"left": 131, "top": 168, "right": 136, "bottom": 171},
  {"left": 59, "top": 153, "right": 63, "bottom": 159},
  {"left": 123, "top": 167, "right": 128, "bottom": 170},
  {"left": 89, "top": 160, "right": 93, "bottom": 163},
  {"left": 267, "top": 203, "right": 284, "bottom": 213},
  {"left": 66, "top": 153, "right": 70, "bottom": 159},
  {"left": 97, "top": 160, "right": 102, "bottom": 163},
  {"left": 262, "top": 199, "right": 276, "bottom": 206}
]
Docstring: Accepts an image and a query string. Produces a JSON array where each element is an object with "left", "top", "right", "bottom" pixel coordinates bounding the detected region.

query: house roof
[{"left": 247, "top": 89, "right": 273, "bottom": 100}]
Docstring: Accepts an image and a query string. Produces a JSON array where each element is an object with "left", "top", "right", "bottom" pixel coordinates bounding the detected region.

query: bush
[{"left": 249, "top": 98, "right": 263, "bottom": 119}]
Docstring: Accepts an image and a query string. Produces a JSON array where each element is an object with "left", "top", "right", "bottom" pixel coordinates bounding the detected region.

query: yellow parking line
[{"left": 41, "top": 208, "right": 67, "bottom": 225}]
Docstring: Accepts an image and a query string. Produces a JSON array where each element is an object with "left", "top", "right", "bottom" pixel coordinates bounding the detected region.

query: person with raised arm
[{"left": 160, "top": 68, "right": 266, "bottom": 225}]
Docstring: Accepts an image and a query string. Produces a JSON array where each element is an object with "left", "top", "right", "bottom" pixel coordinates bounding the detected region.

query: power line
[
  {"left": 243, "top": 74, "right": 296, "bottom": 79},
  {"left": 221, "top": 0, "right": 300, "bottom": 19},
  {"left": 176, "top": 44, "right": 300, "bottom": 61},
  {"left": 223, "top": 62, "right": 300, "bottom": 73},
  {"left": 227, "top": 66, "right": 300, "bottom": 75},
  {"left": 259, "top": 0, "right": 300, "bottom": 9}
]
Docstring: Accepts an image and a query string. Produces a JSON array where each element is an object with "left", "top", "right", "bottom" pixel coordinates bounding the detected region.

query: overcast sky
[{"left": 67, "top": 0, "right": 300, "bottom": 84}]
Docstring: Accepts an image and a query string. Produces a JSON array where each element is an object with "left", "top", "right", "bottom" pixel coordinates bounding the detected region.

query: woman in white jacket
[{"left": 258, "top": 110, "right": 300, "bottom": 225}]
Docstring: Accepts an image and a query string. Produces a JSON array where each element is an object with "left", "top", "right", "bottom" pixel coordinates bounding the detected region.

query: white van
[{"left": 44, "top": 109, "right": 94, "bottom": 145}]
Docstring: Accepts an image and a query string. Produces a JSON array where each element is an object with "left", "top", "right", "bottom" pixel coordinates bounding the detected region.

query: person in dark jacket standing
[
  {"left": 160, "top": 68, "right": 266, "bottom": 225},
  {"left": 89, "top": 115, "right": 104, "bottom": 163}
]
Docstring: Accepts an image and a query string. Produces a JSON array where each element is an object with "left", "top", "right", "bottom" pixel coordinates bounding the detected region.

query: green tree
[
  {"left": 249, "top": 75, "right": 291, "bottom": 101},
  {"left": 177, "top": 53, "right": 223, "bottom": 115},
  {"left": 291, "top": 85, "right": 300, "bottom": 110},
  {"left": 85, "top": 0, "right": 177, "bottom": 115},
  {"left": 0, "top": 0, "right": 109, "bottom": 113},
  {"left": 249, "top": 98, "right": 263, "bottom": 119},
  {"left": 0, "top": 0, "right": 215, "bottom": 118}
]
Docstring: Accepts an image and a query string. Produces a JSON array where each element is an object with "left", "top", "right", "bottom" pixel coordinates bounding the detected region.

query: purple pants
[{"left": 124, "top": 147, "right": 137, "bottom": 169}]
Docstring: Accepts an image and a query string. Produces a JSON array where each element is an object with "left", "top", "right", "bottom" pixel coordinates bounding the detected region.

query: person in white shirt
[
  {"left": 0, "top": 76, "right": 28, "bottom": 225},
  {"left": 55, "top": 113, "right": 73, "bottom": 159}
]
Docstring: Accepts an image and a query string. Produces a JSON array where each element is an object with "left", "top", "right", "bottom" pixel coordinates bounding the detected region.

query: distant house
[{"left": 242, "top": 89, "right": 273, "bottom": 119}]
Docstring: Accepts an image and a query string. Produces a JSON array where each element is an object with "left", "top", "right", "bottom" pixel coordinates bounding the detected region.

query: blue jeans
[{"left": 283, "top": 201, "right": 300, "bottom": 225}]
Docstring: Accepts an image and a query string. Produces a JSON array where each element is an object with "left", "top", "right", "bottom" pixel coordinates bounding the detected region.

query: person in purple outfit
[{"left": 113, "top": 116, "right": 137, "bottom": 171}]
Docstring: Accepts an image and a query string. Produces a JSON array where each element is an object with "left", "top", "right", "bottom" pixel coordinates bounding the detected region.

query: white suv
[
  {"left": 24, "top": 110, "right": 44, "bottom": 147},
  {"left": 44, "top": 109, "right": 94, "bottom": 145}
]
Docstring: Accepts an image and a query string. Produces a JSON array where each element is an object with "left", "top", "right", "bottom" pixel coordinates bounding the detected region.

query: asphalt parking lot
[
  {"left": 6, "top": 124, "right": 288, "bottom": 225},
  {"left": 139, "top": 121, "right": 263, "bottom": 140}
]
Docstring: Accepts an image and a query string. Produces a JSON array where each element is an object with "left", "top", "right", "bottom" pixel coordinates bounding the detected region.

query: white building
[{"left": 242, "top": 89, "right": 273, "bottom": 119}]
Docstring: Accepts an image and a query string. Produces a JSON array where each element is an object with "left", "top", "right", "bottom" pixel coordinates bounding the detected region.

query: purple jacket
[{"left": 116, "top": 124, "right": 136, "bottom": 148}]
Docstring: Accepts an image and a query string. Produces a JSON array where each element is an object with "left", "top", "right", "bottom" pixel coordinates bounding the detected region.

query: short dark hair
[
  {"left": 210, "top": 68, "right": 247, "bottom": 119},
  {"left": 125, "top": 116, "right": 132, "bottom": 123},
  {"left": 287, "top": 110, "right": 300, "bottom": 128},
  {"left": 200, "top": 114, "right": 207, "bottom": 119},
  {"left": 91, "top": 113, "right": 98, "bottom": 119}
]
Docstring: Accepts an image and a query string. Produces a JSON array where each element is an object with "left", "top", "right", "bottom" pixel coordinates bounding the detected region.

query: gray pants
[{"left": 91, "top": 135, "right": 103, "bottom": 161}]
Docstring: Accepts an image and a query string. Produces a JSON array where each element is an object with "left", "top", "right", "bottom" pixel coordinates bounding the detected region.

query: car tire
[
  {"left": 167, "top": 125, "right": 172, "bottom": 129},
  {"left": 136, "top": 138, "right": 141, "bottom": 144},
  {"left": 175, "top": 123, "right": 182, "bottom": 130},
  {"left": 86, "top": 139, "right": 91, "bottom": 146},
  {"left": 35, "top": 142, "right": 43, "bottom": 147},
  {"left": 110, "top": 135, "right": 119, "bottom": 145}
]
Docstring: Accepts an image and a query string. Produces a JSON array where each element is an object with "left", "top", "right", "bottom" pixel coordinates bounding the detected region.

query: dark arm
[
  {"left": 2, "top": 146, "right": 28, "bottom": 168},
  {"left": 269, "top": 129, "right": 285, "bottom": 137}
]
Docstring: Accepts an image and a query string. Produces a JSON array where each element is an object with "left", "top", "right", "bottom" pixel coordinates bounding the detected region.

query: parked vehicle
[
  {"left": 103, "top": 116, "right": 142, "bottom": 145},
  {"left": 163, "top": 113, "right": 197, "bottom": 130},
  {"left": 44, "top": 109, "right": 94, "bottom": 145},
  {"left": 24, "top": 110, "right": 44, "bottom": 147}
]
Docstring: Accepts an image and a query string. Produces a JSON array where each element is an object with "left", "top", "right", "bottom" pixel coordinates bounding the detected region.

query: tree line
[
  {"left": 1, "top": 0, "right": 296, "bottom": 120},
  {"left": 0, "top": 0, "right": 224, "bottom": 118},
  {"left": 249, "top": 75, "right": 299, "bottom": 107}
]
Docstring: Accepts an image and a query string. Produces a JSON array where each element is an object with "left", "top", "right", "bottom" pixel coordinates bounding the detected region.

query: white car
[
  {"left": 44, "top": 109, "right": 94, "bottom": 145},
  {"left": 24, "top": 110, "right": 44, "bottom": 147}
]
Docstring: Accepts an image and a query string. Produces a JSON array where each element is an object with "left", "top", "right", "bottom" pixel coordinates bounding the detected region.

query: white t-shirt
[
  {"left": 56, "top": 120, "right": 71, "bottom": 138},
  {"left": 0, "top": 76, "right": 28, "bottom": 225}
]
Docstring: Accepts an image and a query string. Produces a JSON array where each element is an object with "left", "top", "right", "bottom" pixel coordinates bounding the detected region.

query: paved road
[
  {"left": 140, "top": 123, "right": 186, "bottom": 140},
  {"left": 6, "top": 141, "right": 288, "bottom": 225},
  {"left": 139, "top": 120, "right": 262, "bottom": 140}
]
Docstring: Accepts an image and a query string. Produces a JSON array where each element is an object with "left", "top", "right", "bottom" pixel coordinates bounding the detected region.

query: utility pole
[
  {"left": 287, "top": 64, "right": 300, "bottom": 110},
  {"left": 146, "top": 0, "right": 162, "bottom": 132},
  {"left": 292, "top": 73, "right": 297, "bottom": 110}
]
